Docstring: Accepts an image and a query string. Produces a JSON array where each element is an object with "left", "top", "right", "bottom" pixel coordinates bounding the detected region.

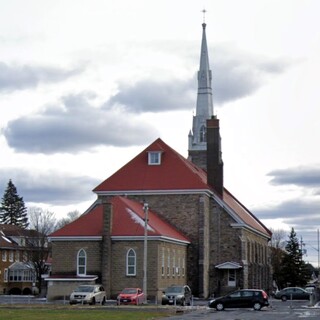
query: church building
[{"left": 47, "top": 22, "right": 272, "bottom": 301}]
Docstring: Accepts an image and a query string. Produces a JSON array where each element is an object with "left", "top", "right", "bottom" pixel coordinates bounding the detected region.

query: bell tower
[{"left": 188, "top": 21, "right": 214, "bottom": 170}]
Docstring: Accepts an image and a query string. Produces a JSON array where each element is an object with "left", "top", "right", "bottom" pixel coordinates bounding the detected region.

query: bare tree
[
  {"left": 269, "top": 228, "right": 287, "bottom": 290},
  {"left": 28, "top": 207, "right": 57, "bottom": 294},
  {"left": 270, "top": 228, "right": 287, "bottom": 249},
  {"left": 56, "top": 210, "right": 81, "bottom": 229}
]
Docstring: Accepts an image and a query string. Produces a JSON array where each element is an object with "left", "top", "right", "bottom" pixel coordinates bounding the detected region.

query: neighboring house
[
  {"left": 47, "top": 22, "right": 272, "bottom": 301},
  {"left": 0, "top": 224, "right": 40, "bottom": 295}
]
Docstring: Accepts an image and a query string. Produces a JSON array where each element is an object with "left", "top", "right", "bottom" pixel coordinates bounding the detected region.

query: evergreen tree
[
  {"left": 0, "top": 179, "right": 29, "bottom": 228},
  {"left": 279, "top": 227, "right": 309, "bottom": 288}
]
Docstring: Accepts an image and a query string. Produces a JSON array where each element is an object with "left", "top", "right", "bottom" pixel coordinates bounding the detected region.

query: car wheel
[
  {"left": 90, "top": 297, "right": 96, "bottom": 305},
  {"left": 180, "top": 299, "right": 185, "bottom": 306},
  {"left": 216, "top": 303, "right": 224, "bottom": 311},
  {"left": 281, "top": 295, "right": 287, "bottom": 302},
  {"left": 253, "top": 302, "right": 261, "bottom": 311},
  {"left": 102, "top": 297, "right": 106, "bottom": 305}
]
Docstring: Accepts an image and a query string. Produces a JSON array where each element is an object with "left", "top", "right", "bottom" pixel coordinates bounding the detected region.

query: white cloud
[{"left": 0, "top": 0, "right": 320, "bottom": 265}]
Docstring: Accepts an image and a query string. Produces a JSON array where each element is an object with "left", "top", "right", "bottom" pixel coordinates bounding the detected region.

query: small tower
[{"left": 188, "top": 22, "right": 214, "bottom": 170}]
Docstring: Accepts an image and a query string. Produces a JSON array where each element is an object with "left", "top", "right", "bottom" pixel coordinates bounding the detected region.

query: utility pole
[
  {"left": 300, "top": 236, "right": 306, "bottom": 260},
  {"left": 143, "top": 202, "right": 149, "bottom": 304}
]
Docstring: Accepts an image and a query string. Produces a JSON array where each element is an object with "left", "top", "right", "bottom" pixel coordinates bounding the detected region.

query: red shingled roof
[
  {"left": 50, "top": 196, "right": 190, "bottom": 243},
  {"left": 223, "top": 189, "right": 271, "bottom": 236},
  {"left": 50, "top": 205, "right": 103, "bottom": 237},
  {"left": 94, "top": 138, "right": 208, "bottom": 192},
  {"left": 93, "top": 138, "right": 270, "bottom": 238}
]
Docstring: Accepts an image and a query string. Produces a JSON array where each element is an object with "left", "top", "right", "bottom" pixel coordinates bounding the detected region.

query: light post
[{"left": 143, "top": 202, "right": 149, "bottom": 304}]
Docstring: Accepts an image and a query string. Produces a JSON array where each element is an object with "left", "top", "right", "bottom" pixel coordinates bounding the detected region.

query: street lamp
[{"left": 143, "top": 202, "right": 149, "bottom": 304}]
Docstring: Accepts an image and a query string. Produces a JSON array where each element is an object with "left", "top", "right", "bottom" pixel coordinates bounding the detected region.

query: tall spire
[
  {"left": 197, "top": 22, "right": 213, "bottom": 119},
  {"left": 188, "top": 21, "right": 214, "bottom": 169}
]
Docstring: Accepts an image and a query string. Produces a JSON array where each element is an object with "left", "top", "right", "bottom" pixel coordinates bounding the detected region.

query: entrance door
[{"left": 228, "top": 269, "right": 236, "bottom": 287}]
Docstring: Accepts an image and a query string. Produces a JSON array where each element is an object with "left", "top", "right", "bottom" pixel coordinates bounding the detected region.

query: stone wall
[
  {"left": 99, "top": 193, "right": 208, "bottom": 296},
  {"left": 110, "top": 240, "right": 187, "bottom": 300},
  {"left": 51, "top": 241, "right": 102, "bottom": 276},
  {"left": 188, "top": 150, "right": 207, "bottom": 170},
  {"left": 208, "top": 202, "right": 272, "bottom": 295}
]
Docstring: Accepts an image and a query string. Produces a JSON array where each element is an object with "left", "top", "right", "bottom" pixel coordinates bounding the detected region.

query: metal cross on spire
[{"left": 202, "top": 8, "right": 207, "bottom": 23}]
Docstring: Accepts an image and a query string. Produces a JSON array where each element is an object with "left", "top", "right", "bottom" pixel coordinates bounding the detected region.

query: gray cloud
[
  {"left": 1, "top": 46, "right": 292, "bottom": 155},
  {"left": 3, "top": 92, "right": 159, "bottom": 154},
  {"left": 108, "top": 78, "right": 195, "bottom": 113},
  {"left": 255, "top": 199, "right": 320, "bottom": 221},
  {"left": 0, "top": 62, "right": 84, "bottom": 93},
  {"left": 268, "top": 166, "right": 320, "bottom": 188},
  {"left": 108, "top": 47, "right": 292, "bottom": 114},
  {"left": 0, "top": 168, "right": 99, "bottom": 206},
  {"left": 212, "top": 48, "right": 292, "bottom": 105}
]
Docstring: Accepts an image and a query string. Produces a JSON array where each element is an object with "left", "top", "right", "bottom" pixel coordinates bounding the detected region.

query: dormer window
[{"left": 148, "top": 151, "right": 161, "bottom": 165}]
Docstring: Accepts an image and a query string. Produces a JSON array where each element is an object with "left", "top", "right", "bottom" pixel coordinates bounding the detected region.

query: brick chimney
[{"left": 206, "top": 117, "right": 224, "bottom": 197}]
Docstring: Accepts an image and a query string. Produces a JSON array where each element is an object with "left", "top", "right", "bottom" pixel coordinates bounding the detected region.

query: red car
[{"left": 117, "top": 288, "right": 145, "bottom": 305}]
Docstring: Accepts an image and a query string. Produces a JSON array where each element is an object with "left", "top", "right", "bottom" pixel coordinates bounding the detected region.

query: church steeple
[
  {"left": 188, "top": 22, "right": 214, "bottom": 169},
  {"left": 197, "top": 22, "right": 213, "bottom": 119}
]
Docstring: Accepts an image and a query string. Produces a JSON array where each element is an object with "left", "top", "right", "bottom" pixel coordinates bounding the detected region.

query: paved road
[{"left": 165, "top": 299, "right": 320, "bottom": 320}]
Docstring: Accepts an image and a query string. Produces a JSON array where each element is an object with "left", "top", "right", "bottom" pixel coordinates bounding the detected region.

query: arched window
[
  {"left": 77, "top": 249, "right": 86, "bottom": 276},
  {"left": 126, "top": 249, "right": 136, "bottom": 276},
  {"left": 199, "top": 125, "right": 206, "bottom": 142}
]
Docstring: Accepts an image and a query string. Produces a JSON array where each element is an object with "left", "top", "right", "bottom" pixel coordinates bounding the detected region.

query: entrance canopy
[{"left": 215, "top": 262, "right": 242, "bottom": 269}]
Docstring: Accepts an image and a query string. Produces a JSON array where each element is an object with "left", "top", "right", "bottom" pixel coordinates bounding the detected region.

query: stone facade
[
  {"left": 51, "top": 241, "right": 102, "bottom": 276},
  {"left": 100, "top": 193, "right": 207, "bottom": 296},
  {"left": 47, "top": 201, "right": 189, "bottom": 301},
  {"left": 208, "top": 204, "right": 272, "bottom": 296},
  {"left": 47, "top": 238, "right": 188, "bottom": 301},
  {"left": 95, "top": 192, "right": 272, "bottom": 298},
  {"left": 188, "top": 150, "right": 207, "bottom": 170}
]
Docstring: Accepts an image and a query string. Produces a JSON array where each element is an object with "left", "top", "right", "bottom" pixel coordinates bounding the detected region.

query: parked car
[
  {"left": 117, "top": 288, "right": 145, "bottom": 305},
  {"left": 69, "top": 284, "right": 106, "bottom": 305},
  {"left": 274, "top": 287, "right": 310, "bottom": 301},
  {"left": 208, "top": 289, "right": 269, "bottom": 311},
  {"left": 161, "top": 285, "right": 192, "bottom": 306}
]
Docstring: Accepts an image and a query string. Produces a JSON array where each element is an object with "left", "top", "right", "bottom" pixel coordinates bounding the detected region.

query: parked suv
[
  {"left": 161, "top": 285, "right": 192, "bottom": 306},
  {"left": 69, "top": 284, "right": 106, "bottom": 305},
  {"left": 209, "top": 289, "right": 269, "bottom": 311}
]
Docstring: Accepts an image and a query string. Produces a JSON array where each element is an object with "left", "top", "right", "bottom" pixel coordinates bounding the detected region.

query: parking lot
[
  {"left": 0, "top": 295, "right": 320, "bottom": 319},
  {"left": 166, "top": 299, "right": 320, "bottom": 320}
]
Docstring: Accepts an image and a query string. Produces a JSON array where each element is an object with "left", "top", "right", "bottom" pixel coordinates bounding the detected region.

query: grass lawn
[{"left": 0, "top": 306, "right": 174, "bottom": 320}]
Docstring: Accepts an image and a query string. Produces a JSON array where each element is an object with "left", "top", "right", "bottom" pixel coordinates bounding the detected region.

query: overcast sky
[{"left": 1, "top": 0, "right": 320, "bottom": 267}]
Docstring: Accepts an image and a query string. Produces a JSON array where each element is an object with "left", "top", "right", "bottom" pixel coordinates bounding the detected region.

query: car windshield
[
  {"left": 166, "top": 286, "right": 183, "bottom": 293},
  {"left": 75, "top": 286, "right": 95, "bottom": 293},
  {"left": 122, "top": 288, "right": 138, "bottom": 294}
]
